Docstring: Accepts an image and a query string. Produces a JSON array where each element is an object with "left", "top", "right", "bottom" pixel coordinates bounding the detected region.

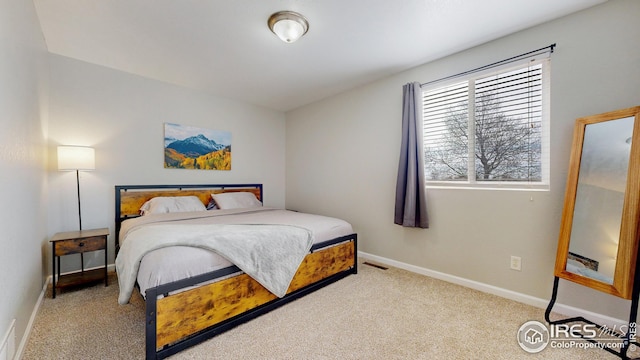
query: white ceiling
[{"left": 33, "top": 0, "right": 606, "bottom": 112}]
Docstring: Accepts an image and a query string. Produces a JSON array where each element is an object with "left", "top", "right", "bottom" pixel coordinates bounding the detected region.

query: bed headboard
[{"left": 114, "top": 184, "right": 262, "bottom": 252}]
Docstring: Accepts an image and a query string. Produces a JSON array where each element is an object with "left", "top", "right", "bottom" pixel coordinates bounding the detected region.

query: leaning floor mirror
[
  {"left": 546, "top": 106, "right": 640, "bottom": 359},
  {"left": 554, "top": 106, "right": 640, "bottom": 299}
]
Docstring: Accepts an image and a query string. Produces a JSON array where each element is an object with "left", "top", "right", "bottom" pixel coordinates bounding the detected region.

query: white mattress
[{"left": 118, "top": 208, "right": 354, "bottom": 298}]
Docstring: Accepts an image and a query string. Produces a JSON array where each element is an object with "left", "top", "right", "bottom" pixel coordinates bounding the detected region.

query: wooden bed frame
[{"left": 114, "top": 184, "right": 357, "bottom": 360}]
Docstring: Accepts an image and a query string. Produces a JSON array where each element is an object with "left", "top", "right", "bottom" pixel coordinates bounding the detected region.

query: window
[{"left": 422, "top": 58, "right": 550, "bottom": 190}]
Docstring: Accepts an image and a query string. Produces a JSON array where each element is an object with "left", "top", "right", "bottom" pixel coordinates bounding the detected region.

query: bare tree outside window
[
  {"left": 474, "top": 92, "right": 541, "bottom": 181},
  {"left": 423, "top": 62, "right": 546, "bottom": 186},
  {"left": 424, "top": 100, "right": 469, "bottom": 181}
]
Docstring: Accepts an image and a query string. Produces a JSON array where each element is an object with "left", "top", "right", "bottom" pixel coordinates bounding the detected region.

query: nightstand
[{"left": 50, "top": 228, "right": 109, "bottom": 298}]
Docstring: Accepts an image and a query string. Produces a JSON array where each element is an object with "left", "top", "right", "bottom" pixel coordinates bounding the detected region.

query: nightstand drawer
[{"left": 54, "top": 236, "right": 106, "bottom": 255}]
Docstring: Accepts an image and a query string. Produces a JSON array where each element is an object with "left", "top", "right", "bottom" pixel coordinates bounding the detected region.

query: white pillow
[
  {"left": 140, "top": 196, "right": 206, "bottom": 215},
  {"left": 211, "top": 192, "right": 262, "bottom": 209}
]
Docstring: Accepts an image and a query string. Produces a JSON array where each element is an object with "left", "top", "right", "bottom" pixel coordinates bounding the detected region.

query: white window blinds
[{"left": 422, "top": 54, "right": 550, "bottom": 189}]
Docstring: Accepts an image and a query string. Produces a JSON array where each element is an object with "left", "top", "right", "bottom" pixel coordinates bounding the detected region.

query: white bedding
[{"left": 118, "top": 208, "right": 354, "bottom": 300}]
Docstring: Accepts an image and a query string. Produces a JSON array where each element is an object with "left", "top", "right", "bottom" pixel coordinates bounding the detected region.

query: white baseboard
[
  {"left": 16, "top": 264, "right": 116, "bottom": 360},
  {"left": 0, "top": 319, "right": 15, "bottom": 360},
  {"left": 16, "top": 257, "right": 629, "bottom": 359},
  {"left": 15, "top": 277, "right": 47, "bottom": 360},
  {"left": 358, "top": 251, "right": 628, "bottom": 329}
]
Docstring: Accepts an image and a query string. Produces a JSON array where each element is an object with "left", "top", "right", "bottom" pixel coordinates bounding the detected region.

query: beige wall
[
  {"left": 286, "top": 0, "right": 640, "bottom": 319},
  {"left": 2, "top": 5, "right": 289, "bottom": 352},
  {"left": 46, "top": 55, "right": 288, "bottom": 272},
  {"left": 0, "top": 0, "right": 49, "bottom": 355},
  {"left": 3, "top": 0, "right": 638, "bottom": 354}
]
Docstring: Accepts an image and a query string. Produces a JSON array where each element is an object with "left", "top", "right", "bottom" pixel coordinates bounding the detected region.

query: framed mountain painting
[{"left": 164, "top": 123, "right": 231, "bottom": 170}]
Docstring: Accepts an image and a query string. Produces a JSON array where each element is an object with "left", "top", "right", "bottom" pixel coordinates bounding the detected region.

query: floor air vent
[{"left": 363, "top": 262, "right": 388, "bottom": 270}]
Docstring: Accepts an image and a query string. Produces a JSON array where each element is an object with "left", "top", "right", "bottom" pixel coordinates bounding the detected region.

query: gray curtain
[{"left": 394, "top": 82, "right": 429, "bottom": 228}]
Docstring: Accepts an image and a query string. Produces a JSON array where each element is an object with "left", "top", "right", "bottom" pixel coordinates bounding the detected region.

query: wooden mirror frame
[{"left": 554, "top": 106, "right": 640, "bottom": 299}]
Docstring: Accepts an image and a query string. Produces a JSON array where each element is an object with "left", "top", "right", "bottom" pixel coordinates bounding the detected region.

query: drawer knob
[{"left": 79, "top": 242, "right": 85, "bottom": 247}]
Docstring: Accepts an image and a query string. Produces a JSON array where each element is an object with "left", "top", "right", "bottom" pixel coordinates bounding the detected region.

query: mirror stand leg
[
  {"left": 545, "top": 276, "right": 560, "bottom": 324},
  {"left": 546, "top": 275, "right": 640, "bottom": 359},
  {"left": 621, "top": 269, "right": 640, "bottom": 359}
]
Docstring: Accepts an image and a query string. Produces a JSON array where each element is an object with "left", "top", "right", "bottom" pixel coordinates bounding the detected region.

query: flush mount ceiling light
[{"left": 268, "top": 11, "right": 309, "bottom": 43}]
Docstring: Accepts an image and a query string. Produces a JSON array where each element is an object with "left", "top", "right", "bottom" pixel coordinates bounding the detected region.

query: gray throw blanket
[{"left": 116, "top": 223, "right": 313, "bottom": 305}]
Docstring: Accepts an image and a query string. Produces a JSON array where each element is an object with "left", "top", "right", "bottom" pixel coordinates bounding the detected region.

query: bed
[{"left": 114, "top": 184, "right": 357, "bottom": 359}]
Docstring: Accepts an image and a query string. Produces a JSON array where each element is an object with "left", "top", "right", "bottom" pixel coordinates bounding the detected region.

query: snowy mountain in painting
[{"left": 166, "top": 134, "right": 225, "bottom": 157}]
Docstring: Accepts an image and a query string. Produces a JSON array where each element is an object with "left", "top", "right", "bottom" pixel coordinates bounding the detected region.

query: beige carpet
[{"left": 23, "top": 261, "right": 618, "bottom": 359}]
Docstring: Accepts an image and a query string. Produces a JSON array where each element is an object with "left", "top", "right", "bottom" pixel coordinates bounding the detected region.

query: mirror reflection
[{"left": 566, "top": 116, "right": 635, "bottom": 284}]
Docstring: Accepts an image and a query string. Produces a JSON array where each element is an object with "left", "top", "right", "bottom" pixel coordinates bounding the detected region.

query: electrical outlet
[{"left": 510, "top": 256, "right": 522, "bottom": 271}]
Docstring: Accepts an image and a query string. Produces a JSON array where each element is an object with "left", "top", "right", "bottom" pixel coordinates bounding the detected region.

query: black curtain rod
[{"left": 420, "top": 43, "right": 556, "bottom": 87}]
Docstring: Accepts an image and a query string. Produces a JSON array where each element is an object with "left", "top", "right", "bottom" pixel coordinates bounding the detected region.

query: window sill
[{"left": 425, "top": 182, "right": 550, "bottom": 192}]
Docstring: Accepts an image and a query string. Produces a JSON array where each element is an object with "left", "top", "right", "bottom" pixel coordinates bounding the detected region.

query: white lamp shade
[{"left": 57, "top": 146, "right": 95, "bottom": 171}]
